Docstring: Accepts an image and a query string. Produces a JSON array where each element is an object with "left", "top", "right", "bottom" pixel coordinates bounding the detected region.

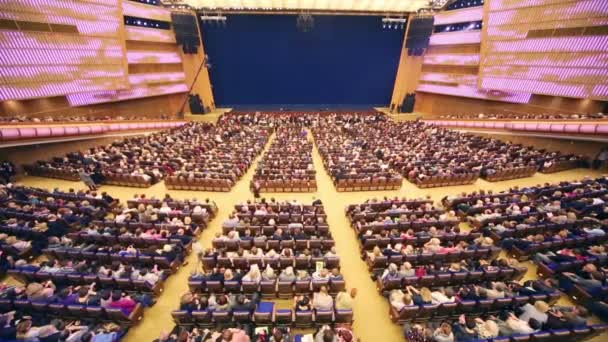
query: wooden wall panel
[
  {"left": 180, "top": 10, "right": 215, "bottom": 111},
  {"left": 390, "top": 16, "right": 424, "bottom": 109},
  {"left": 472, "top": 132, "right": 605, "bottom": 159},
  {"left": 415, "top": 92, "right": 604, "bottom": 117},
  {"left": 0, "top": 93, "right": 183, "bottom": 119}
]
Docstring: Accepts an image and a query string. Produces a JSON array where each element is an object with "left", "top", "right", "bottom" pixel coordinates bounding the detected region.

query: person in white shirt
[{"left": 431, "top": 287, "right": 456, "bottom": 304}]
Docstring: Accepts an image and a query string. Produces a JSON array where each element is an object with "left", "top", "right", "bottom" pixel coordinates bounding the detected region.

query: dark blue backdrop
[{"left": 200, "top": 14, "right": 404, "bottom": 109}]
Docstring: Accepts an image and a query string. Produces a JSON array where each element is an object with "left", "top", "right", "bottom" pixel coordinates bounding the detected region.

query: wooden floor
[{"left": 16, "top": 139, "right": 608, "bottom": 342}]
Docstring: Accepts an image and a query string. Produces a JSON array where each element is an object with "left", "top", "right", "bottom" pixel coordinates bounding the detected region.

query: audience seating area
[
  {"left": 172, "top": 200, "right": 354, "bottom": 331},
  {"left": 346, "top": 178, "right": 608, "bottom": 340},
  {"left": 437, "top": 113, "right": 608, "bottom": 120},
  {"left": 0, "top": 183, "right": 215, "bottom": 334},
  {"left": 251, "top": 126, "right": 317, "bottom": 193},
  {"left": 25, "top": 121, "right": 269, "bottom": 190}
]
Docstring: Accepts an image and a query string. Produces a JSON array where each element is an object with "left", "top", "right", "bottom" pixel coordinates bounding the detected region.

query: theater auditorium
[{"left": 0, "top": 0, "right": 608, "bottom": 341}]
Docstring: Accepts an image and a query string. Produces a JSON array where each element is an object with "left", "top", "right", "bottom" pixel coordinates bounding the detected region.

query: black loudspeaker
[
  {"left": 188, "top": 94, "right": 205, "bottom": 114},
  {"left": 406, "top": 16, "right": 435, "bottom": 51},
  {"left": 402, "top": 93, "right": 416, "bottom": 113},
  {"left": 171, "top": 13, "right": 200, "bottom": 54}
]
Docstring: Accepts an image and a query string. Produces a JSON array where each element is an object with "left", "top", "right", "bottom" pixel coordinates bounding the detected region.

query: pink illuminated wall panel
[
  {"left": 128, "top": 72, "right": 186, "bottom": 85},
  {"left": 127, "top": 51, "right": 182, "bottom": 64},
  {"left": 429, "top": 31, "right": 481, "bottom": 46},
  {"left": 481, "top": 66, "right": 608, "bottom": 84},
  {"left": 434, "top": 7, "right": 483, "bottom": 25},
  {"left": 417, "top": 83, "right": 532, "bottom": 103},
  {"left": 487, "top": 36, "right": 608, "bottom": 53},
  {"left": 480, "top": 77, "right": 608, "bottom": 99},
  {"left": 126, "top": 26, "right": 176, "bottom": 43},
  {"left": 419, "top": 73, "right": 478, "bottom": 85},
  {"left": 0, "top": 0, "right": 122, "bottom": 37},
  {"left": 480, "top": 0, "right": 608, "bottom": 100},
  {"left": 67, "top": 83, "right": 188, "bottom": 106},
  {"left": 122, "top": 0, "right": 172, "bottom": 22},
  {"left": 481, "top": 52, "right": 608, "bottom": 69},
  {"left": 0, "top": 0, "right": 128, "bottom": 101},
  {"left": 423, "top": 53, "right": 480, "bottom": 66}
]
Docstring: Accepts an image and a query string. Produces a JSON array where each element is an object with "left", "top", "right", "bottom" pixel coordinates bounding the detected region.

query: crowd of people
[
  {"left": 0, "top": 182, "right": 211, "bottom": 338},
  {"left": 251, "top": 126, "right": 317, "bottom": 195},
  {"left": 14, "top": 111, "right": 589, "bottom": 192},
  {"left": 25, "top": 121, "right": 270, "bottom": 190},
  {"left": 344, "top": 176, "right": 608, "bottom": 340},
  {"left": 154, "top": 324, "right": 356, "bottom": 342},
  {"left": 171, "top": 199, "right": 353, "bottom": 337},
  {"left": 0, "top": 114, "right": 173, "bottom": 124},
  {"left": 436, "top": 112, "right": 608, "bottom": 121}
]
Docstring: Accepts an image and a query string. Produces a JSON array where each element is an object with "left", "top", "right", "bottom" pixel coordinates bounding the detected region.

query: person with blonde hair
[
  {"left": 278, "top": 266, "right": 296, "bottom": 282},
  {"left": 424, "top": 238, "right": 442, "bottom": 253},
  {"left": 476, "top": 318, "right": 499, "bottom": 338},
  {"left": 406, "top": 285, "right": 433, "bottom": 305},
  {"left": 399, "top": 262, "right": 415, "bottom": 277},
  {"left": 261, "top": 265, "right": 276, "bottom": 281},
  {"left": 367, "top": 246, "right": 382, "bottom": 261},
  {"left": 313, "top": 285, "right": 333, "bottom": 310},
  {"left": 242, "top": 264, "right": 262, "bottom": 283},
  {"left": 335, "top": 288, "right": 354, "bottom": 310},
  {"left": 519, "top": 300, "right": 550, "bottom": 323}
]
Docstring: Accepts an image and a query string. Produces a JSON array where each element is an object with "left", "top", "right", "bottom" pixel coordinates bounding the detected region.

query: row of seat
[
  {"left": 90, "top": 220, "right": 204, "bottom": 234},
  {"left": 67, "top": 233, "right": 192, "bottom": 251},
  {"left": 200, "top": 256, "right": 340, "bottom": 271},
  {"left": 377, "top": 267, "right": 527, "bottom": 294},
  {"left": 126, "top": 199, "right": 216, "bottom": 213},
  {"left": 249, "top": 179, "right": 317, "bottom": 193},
  {"left": 410, "top": 173, "right": 479, "bottom": 188},
  {"left": 211, "top": 238, "right": 335, "bottom": 251},
  {"left": 232, "top": 212, "right": 328, "bottom": 223},
  {"left": 172, "top": 307, "right": 353, "bottom": 328},
  {"left": 536, "top": 256, "right": 608, "bottom": 278},
  {"left": 360, "top": 233, "right": 482, "bottom": 251},
  {"left": 470, "top": 212, "right": 541, "bottom": 228},
  {"left": 235, "top": 204, "right": 323, "bottom": 213},
  {"left": 0, "top": 298, "right": 143, "bottom": 326},
  {"left": 357, "top": 220, "right": 460, "bottom": 233},
  {"left": 221, "top": 224, "right": 330, "bottom": 237},
  {"left": 367, "top": 247, "right": 502, "bottom": 271},
  {"left": 43, "top": 248, "right": 180, "bottom": 272},
  {"left": 484, "top": 166, "right": 538, "bottom": 182},
  {"left": 345, "top": 200, "right": 434, "bottom": 212},
  {"left": 335, "top": 177, "right": 402, "bottom": 192},
  {"left": 187, "top": 279, "right": 346, "bottom": 298},
  {"left": 165, "top": 176, "right": 233, "bottom": 192},
  {"left": 23, "top": 165, "right": 80, "bottom": 181},
  {"left": 102, "top": 173, "right": 153, "bottom": 188},
  {"left": 487, "top": 221, "right": 589, "bottom": 241},
  {"left": 8, "top": 269, "right": 164, "bottom": 295},
  {"left": 349, "top": 209, "right": 446, "bottom": 222},
  {"left": 462, "top": 201, "right": 533, "bottom": 217},
  {"left": 10, "top": 186, "right": 111, "bottom": 207},
  {"left": 509, "top": 234, "right": 608, "bottom": 261},
  {"left": 390, "top": 294, "right": 561, "bottom": 323},
  {"left": 542, "top": 160, "right": 581, "bottom": 174}
]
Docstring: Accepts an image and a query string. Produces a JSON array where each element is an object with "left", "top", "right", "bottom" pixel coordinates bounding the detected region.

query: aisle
[{"left": 15, "top": 148, "right": 605, "bottom": 341}]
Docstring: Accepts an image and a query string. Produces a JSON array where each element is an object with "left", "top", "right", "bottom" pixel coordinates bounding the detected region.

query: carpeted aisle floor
[{"left": 15, "top": 140, "right": 606, "bottom": 341}]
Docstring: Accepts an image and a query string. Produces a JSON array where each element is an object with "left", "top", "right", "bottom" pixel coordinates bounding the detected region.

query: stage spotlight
[{"left": 383, "top": 23, "right": 386, "bottom": 29}]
